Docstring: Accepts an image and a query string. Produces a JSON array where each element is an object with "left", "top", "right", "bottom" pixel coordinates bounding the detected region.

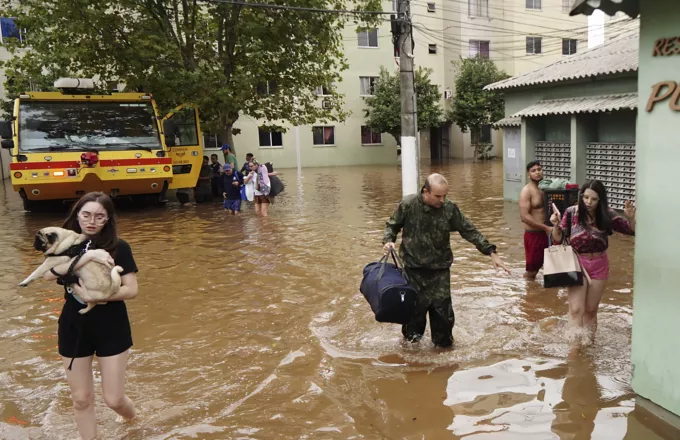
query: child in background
[{"left": 221, "top": 164, "right": 244, "bottom": 214}]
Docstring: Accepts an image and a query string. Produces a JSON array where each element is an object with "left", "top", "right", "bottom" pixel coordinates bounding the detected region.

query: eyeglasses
[{"left": 78, "top": 212, "right": 109, "bottom": 224}]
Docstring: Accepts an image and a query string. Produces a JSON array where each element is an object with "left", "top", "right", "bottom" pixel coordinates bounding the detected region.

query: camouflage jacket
[{"left": 383, "top": 194, "right": 496, "bottom": 270}]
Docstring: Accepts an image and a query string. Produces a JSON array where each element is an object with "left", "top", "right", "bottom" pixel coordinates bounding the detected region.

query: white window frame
[
  {"left": 526, "top": 0, "right": 541, "bottom": 10},
  {"left": 468, "top": 0, "right": 489, "bottom": 17},
  {"left": 469, "top": 40, "right": 490, "bottom": 58},
  {"left": 360, "top": 76, "right": 378, "bottom": 96},
  {"left": 361, "top": 126, "right": 383, "bottom": 146},
  {"left": 392, "top": 0, "right": 398, "bottom": 11},
  {"left": 358, "top": 28, "right": 379, "bottom": 48},
  {"left": 562, "top": 38, "right": 577, "bottom": 55},
  {"left": 526, "top": 37, "right": 542, "bottom": 55},
  {"left": 258, "top": 127, "right": 284, "bottom": 149},
  {"left": 312, "top": 126, "right": 336, "bottom": 147}
]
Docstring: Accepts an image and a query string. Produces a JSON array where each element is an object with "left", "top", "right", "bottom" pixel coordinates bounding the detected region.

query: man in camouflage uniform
[{"left": 383, "top": 173, "right": 510, "bottom": 348}]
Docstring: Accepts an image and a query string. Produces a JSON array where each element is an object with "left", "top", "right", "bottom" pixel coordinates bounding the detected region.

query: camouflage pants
[{"left": 402, "top": 268, "right": 455, "bottom": 347}]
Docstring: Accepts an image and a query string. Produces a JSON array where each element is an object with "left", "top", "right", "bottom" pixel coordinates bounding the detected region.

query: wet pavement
[{"left": 0, "top": 161, "right": 676, "bottom": 439}]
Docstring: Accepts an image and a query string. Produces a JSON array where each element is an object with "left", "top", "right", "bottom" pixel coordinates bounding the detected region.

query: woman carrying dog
[
  {"left": 550, "top": 180, "right": 635, "bottom": 345},
  {"left": 43, "top": 192, "right": 138, "bottom": 439}
]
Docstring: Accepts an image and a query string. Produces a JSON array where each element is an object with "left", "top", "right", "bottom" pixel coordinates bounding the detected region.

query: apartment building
[
  {"left": 227, "top": 1, "right": 592, "bottom": 168},
  {"left": 0, "top": 4, "right": 593, "bottom": 173}
]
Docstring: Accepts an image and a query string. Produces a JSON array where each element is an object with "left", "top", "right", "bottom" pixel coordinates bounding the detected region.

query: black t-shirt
[
  {"left": 115, "top": 240, "right": 138, "bottom": 276},
  {"left": 62, "top": 239, "right": 138, "bottom": 300},
  {"left": 211, "top": 162, "right": 222, "bottom": 178}
]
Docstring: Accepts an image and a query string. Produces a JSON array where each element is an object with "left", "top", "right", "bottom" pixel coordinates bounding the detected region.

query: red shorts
[{"left": 524, "top": 230, "right": 549, "bottom": 272}]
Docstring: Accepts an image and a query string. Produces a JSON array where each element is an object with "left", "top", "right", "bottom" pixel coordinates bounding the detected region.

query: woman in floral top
[{"left": 550, "top": 180, "right": 636, "bottom": 345}]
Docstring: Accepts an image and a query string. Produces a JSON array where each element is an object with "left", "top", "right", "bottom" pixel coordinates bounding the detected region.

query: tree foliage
[
  {"left": 448, "top": 57, "right": 509, "bottom": 158},
  {"left": 0, "top": 0, "right": 383, "bottom": 148},
  {"left": 363, "top": 66, "right": 444, "bottom": 146}
]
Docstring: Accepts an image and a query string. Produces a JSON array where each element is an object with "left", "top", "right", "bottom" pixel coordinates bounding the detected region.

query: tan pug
[{"left": 19, "top": 227, "right": 124, "bottom": 314}]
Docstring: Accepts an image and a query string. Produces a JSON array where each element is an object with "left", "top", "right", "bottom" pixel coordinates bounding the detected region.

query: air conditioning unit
[
  {"left": 444, "top": 89, "right": 453, "bottom": 100},
  {"left": 322, "top": 100, "right": 333, "bottom": 109}
]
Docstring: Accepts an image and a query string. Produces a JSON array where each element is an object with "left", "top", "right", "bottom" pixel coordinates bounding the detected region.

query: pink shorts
[{"left": 577, "top": 253, "right": 609, "bottom": 281}]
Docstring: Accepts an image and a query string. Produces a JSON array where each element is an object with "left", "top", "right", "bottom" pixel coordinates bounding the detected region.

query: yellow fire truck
[{"left": 0, "top": 78, "right": 203, "bottom": 211}]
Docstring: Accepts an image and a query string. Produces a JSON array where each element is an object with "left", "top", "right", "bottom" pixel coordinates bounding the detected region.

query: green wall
[
  {"left": 631, "top": 0, "right": 680, "bottom": 418},
  {"left": 503, "top": 76, "right": 638, "bottom": 115},
  {"left": 597, "top": 111, "right": 637, "bottom": 143},
  {"left": 501, "top": 76, "right": 638, "bottom": 202}
]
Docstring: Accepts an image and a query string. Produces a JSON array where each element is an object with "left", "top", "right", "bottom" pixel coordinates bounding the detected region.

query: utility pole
[{"left": 396, "top": 0, "right": 419, "bottom": 197}]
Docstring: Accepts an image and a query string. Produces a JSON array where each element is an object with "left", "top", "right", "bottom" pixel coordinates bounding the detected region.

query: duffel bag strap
[
  {"left": 376, "top": 254, "right": 389, "bottom": 281},
  {"left": 389, "top": 249, "right": 411, "bottom": 283}
]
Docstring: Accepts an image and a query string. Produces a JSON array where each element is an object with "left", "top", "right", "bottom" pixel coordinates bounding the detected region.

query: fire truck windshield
[{"left": 18, "top": 101, "right": 162, "bottom": 152}]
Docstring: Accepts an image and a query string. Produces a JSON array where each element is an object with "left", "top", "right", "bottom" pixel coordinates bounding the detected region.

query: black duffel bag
[{"left": 360, "top": 249, "right": 418, "bottom": 324}]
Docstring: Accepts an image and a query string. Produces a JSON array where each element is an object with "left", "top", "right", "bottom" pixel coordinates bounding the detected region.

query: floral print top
[{"left": 557, "top": 206, "right": 635, "bottom": 254}]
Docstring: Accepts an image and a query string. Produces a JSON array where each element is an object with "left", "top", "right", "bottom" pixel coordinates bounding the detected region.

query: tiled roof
[
  {"left": 485, "top": 25, "right": 639, "bottom": 91},
  {"left": 492, "top": 116, "right": 521, "bottom": 128},
  {"left": 570, "top": 0, "right": 639, "bottom": 19},
  {"left": 511, "top": 93, "right": 638, "bottom": 117}
]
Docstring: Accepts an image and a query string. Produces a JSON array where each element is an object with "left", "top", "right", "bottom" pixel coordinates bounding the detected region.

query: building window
[
  {"left": 358, "top": 29, "right": 379, "bottom": 48},
  {"left": 428, "top": 44, "right": 437, "bottom": 54},
  {"left": 315, "top": 84, "right": 332, "bottom": 96},
  {"left": 468, "top": 0, "right": 489, "bottom": 17},
  {"left": 313, "top": 126, "right": 335, "bottom": 146},
  {"left": 392, "top": 0, "right": 398, "bottom": 11},
  {"left": 562, "top": 38, "right": 577, "bottom": 55},
  {"left": 360, "top": 76, "right": 378, "bottom": 96},
  {"left": 526, "top": 0, "right": 541, "bottom": 10},
  {"left": 0, "top": 17, "right": 26, "bottom": 44},
  {"left": 258, "top": 128, "right": 283, "bottom": 148},
  {"left": 472, "top": 124, "right": 492, "bottom": 144},
  {"left": 427, "top": 2, "right": 436, "bottom": 12},
  {"left": 469, "top": 40, "right": 490, "bottom": 58},
  {"left": 361, "top": 126, "right": 382, "bottom": 145},
  {"left": 256, "top": 80, "right": 277, "bottom": 95},
  {"left": 526, "top": 37, "right": 542, "bottom": 54},
  {"left": 562, "top": 0, "right": 572, "bottom": 13}
]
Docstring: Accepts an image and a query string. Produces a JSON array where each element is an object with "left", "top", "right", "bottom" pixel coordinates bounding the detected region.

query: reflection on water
[{"left": 0, "top": 161, "right": 675, "bottom": 439}]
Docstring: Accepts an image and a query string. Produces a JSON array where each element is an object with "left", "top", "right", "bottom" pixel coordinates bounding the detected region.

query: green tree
[
  {"left": 0, "top": 0, "right": 382, "bottom": 149},
  {"left": 363, "top": 66, "right": 444, "bottom": 146},
  {"left": 448, "top": 57, "right": 509, "bottom": 160}
]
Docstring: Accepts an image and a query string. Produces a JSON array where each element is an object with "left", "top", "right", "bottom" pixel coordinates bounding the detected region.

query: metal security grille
[
  {"left": 586, "top": 143, "right": 636, "bottom": 210},
  {"left": 535, "top": 142, "right": 571, "bottom": 179}
]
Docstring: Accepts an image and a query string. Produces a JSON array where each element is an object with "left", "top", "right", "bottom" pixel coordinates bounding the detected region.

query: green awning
[{"left": 570, "top": 0, "right": 639, "bottom": 18}]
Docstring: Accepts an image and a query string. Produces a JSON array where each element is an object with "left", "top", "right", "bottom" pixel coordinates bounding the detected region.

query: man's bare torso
[{"left": 521, "top": 184, "right": 545, "bottom": 231}]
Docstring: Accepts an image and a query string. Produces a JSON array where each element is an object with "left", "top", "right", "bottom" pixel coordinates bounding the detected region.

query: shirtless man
[{"left": 519, "top": 161, "right": 552, "bottom": 279}]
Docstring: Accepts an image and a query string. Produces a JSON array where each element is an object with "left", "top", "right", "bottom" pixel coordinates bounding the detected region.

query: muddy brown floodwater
[{"left": 0, "top": 161, "right": 677, "bottom": 440}]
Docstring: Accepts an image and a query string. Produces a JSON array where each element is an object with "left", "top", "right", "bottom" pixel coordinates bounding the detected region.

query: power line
[{"left": 198, "top": 0, "right": 395, "bottom": 15}]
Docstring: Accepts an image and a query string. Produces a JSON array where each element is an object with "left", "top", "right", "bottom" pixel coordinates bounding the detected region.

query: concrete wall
[
  {"left": 631, "top": 0, "right": 680, "bottom": 419},
  {"left": 597, "top": 110, "right": 637, "bottom": 143}
]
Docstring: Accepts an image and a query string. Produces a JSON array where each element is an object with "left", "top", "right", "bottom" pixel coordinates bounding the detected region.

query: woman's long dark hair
[
  {"left": 578, "top": 180, "right": 613, "bottom": 235},
  {"left": 62, "top": 192, "right": 119, "bottom": 252}
]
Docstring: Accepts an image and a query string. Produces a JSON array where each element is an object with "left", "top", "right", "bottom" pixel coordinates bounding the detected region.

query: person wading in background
[
  {"left": 383, "top": 173, "right": 510, "bottom": 348},
  {"left": 519, "top": 161, "right": 552, "bottom": 280}
]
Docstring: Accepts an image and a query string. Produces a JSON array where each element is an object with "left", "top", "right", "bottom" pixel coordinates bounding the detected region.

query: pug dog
[{"left": 19, "top": 227, "right": 124, "bottom": 314}]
